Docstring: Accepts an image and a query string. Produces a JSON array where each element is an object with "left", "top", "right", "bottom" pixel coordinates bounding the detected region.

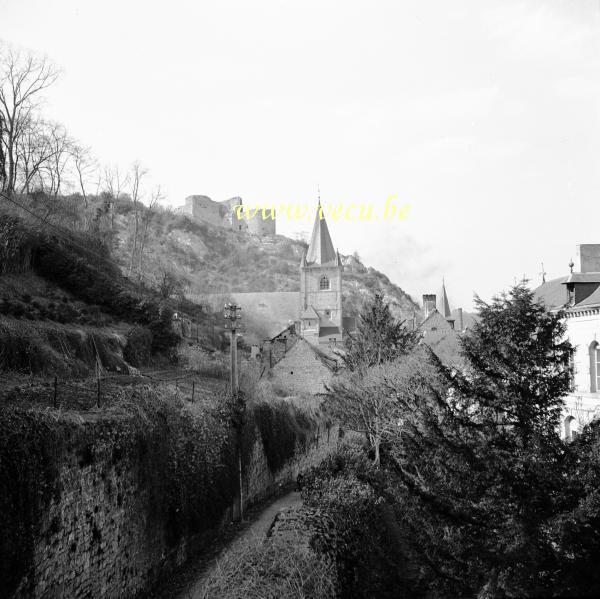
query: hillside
[
  {"left": 108, "top": 197, "right": 420, "bottom": 318},
  {"left": 0, "top": 193, "right": 420, "bottom": 375},
  {"left": 0, "top": 200, "right": 227, "bottom": 378}
]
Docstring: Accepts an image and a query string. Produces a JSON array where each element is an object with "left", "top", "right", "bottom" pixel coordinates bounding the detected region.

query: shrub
[
  {"left": 196, "top": 537, "right": 336, "bottom": 599},
  {"left": 302, "top": 446, "right": 420, "bottom": 599},
  {"left": 124, "top": 326, "right": 152, "bottom": 368}
]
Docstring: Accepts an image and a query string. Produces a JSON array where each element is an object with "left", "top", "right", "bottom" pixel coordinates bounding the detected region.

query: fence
[{"left": 0, "top": 368, "right": 228, "bottom": 412}]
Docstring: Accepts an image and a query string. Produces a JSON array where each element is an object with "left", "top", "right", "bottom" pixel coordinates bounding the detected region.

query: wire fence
[{"left": 0, "top": 368, "right": 228, "bottom": 412}]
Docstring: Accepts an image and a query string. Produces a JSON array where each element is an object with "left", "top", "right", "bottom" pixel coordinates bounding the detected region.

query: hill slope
[{"left": 110, "top": 199, "right": 420, "bottom": 318}]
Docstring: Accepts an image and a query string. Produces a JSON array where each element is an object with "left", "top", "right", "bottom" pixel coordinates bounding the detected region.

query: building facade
[{"left": 534, "top": 244, "right": 600, "bottom": 440}]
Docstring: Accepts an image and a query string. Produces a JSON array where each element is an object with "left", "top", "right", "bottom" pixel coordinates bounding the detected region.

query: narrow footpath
[{"left": 151, "top": 489, "right": 302, "bottom": 599}]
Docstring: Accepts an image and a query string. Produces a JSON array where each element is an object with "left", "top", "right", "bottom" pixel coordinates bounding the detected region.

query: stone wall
[
  {"left": 9, "top": 406, "right": 338, "bottom": 599},
  {"left": 13, "top": 444, "right": 169, "bottom": 599},
  {"left": 244, "top": 422, "right": 339, "bottom": 507}
]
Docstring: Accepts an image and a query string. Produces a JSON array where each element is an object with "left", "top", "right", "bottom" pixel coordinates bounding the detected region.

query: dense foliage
[
  {"left": 338, "top": 293, "right": 420, "bottom": 372},
  {"left": 302, "top": 444, "right": 421, "bottom": 599},
  {"left": 387, "top": 284, "right": 573, "bottom": 597},
  {"left": 316, "top": 283, "right": 600, "bottom": 598},
  {"left": 0, "top": 385, "right": 325, "bottom": 598},
  {"left": 327, "top": 293, "right": 419, "bottom": 463}
]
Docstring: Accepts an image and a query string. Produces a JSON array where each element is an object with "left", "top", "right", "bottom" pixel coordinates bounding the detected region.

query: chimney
[
  {"left": 455, "top": 308, "right": 464, "bottom": 332},
  {"left": 423, "top": 294, "right": 437, "bottom": 318},
  {"left": 575, "top": 244, "right": 600, "bottom": 273}
]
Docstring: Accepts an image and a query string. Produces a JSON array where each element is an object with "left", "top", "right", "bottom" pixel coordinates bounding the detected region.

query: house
[{"left": 534, "top": 244, "right": 600, "bottom": 440}]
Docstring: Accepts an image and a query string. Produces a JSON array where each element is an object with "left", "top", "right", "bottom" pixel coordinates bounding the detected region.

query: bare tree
[
  {"left": 0, "top": 42, "right": 60, "bottom": 194},
  {"left": 15, "top": 116, "right": 55, "bottom": 193},
  {"left": 127, "top": 161, "right": 147, "bottom": 277},
  {"left": 0, "top": 112, "right": 6, "bottom": 191},
  {"left": 137, "top": 185, "right": 163, "bottom": 279},
  {"left": 45, "top": 122, "right": 72, "bottom": 198},
  {"left": 158, "top": 268, "right": 187, "bottom": 299},
  {"left": 70, "top": 143, "right": 96, "bottom": 226},
  {"left": 103, "top": 164, "right": 128, "bottom": 200}
]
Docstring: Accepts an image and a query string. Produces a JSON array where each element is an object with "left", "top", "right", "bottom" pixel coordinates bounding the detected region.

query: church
[
  {"left": 194, "top": 201, "right": 356, "bottom": 349},
  {"left": 299, "top": 201, "right": 355, "bottom": 347}
]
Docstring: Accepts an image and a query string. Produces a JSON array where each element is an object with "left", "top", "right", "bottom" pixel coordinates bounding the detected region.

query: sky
[{"left": 3, "top": 0, "right": 600, "bottom": 310}]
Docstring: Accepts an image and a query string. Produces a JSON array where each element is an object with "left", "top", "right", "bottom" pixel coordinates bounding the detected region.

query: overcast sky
[{"left": 3, "top": 0, "right": 600, "bottom": 310}]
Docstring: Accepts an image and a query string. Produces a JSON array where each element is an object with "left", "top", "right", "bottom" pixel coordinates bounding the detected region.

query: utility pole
[
  {"left": 224, "top": 302, "right": 243, "bottom": 520},
  {"left": 224, "top": 303, "right": 241, "bottom": 393}
]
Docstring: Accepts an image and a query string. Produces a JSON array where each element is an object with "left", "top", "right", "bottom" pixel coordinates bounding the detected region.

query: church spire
[
  {"left": 440, "top": 278, "right": 452, "bottom": 318},
  {"left": 305, "top": 196, "right": 337, "bottom": 266}
]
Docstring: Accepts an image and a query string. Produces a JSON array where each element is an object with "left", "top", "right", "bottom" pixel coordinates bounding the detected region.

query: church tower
[{"left": 299, "top": 201, "right": 343, "bottom": 346}]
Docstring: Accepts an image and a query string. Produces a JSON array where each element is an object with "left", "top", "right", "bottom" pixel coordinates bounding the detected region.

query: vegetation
[
  {"left": 0, "top": 383, "right": 326, "bottom": 598},
  {"left": 326, "top": 293, "right": 419, "bottom": 464},
  {"left": 302, "top": 444, "right": 420, "bottom": 599},
  {"left": 309, "top": 282, "right": 600, "bottom": 598},
  {"left": 196, "top": 536, "right": 336, "bottom": 599}
]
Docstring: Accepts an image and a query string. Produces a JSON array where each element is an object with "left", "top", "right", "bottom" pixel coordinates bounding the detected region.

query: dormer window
[{"left": 319, "top": 275, "right": 330, "bottom": 290}]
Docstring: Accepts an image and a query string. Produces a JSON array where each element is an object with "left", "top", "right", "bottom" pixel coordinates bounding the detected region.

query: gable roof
[
  {"left": 419, "top": 309, "right": 454, "bottom": 331},
  {"left": 305, "top": 202, "right": 337, "bottom": 266},
  {"left": 300, "top": 306, "right": 319, "bottom": 320}
]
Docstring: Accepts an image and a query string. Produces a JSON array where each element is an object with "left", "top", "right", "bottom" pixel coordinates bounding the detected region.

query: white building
[{"left": 535, "top": 244, "right": 600, "bottom": 440}]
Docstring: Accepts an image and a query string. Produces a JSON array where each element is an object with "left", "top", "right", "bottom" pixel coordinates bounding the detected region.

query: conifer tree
[
  {"left": 387, "top": 283, "right": 572, "bottom": 597},
  {"left": 340, "top": 293, "right": 420, "bottom": 372}
]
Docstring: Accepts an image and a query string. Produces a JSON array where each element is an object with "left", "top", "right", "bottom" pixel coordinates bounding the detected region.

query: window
[
  {"left": 319, "top": 275, "right": 330, "bottom": 290},
  {"left": 568, "top": 348, "right": 575, "bottom": 392},
  {"left": 564, "top": 416, "right": 578, "bottom": 442},
  {"left": 590, "top": 341, "right": 600, "bottom": 393},
  {"left": 324, "top": 310, "right": 331, "bottom": 318}
]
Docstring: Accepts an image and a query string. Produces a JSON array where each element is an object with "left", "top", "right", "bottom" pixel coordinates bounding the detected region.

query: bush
[
  {"left": 302, "top": 446, "right": 421, "bottom": 599},
  {"left": 196, "top": 537, "right": 336, "bottom": 599},
  {"left": 124, "top": 326, "right": 152, "bottom": 368}
]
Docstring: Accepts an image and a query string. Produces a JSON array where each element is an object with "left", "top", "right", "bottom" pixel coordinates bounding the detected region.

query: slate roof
[
  {"left": 571, "top": 285, "right": 600, "bottom": 309},
  {"left": 300, "top": 306, "right": 319, "bottom": 320},
  {"left": 533, "top": 276, "right": 569, "bottom": 310},
  {"left": 319, "top": 326, "right": 342, "bottom": 337},
  {"left": 440, "top": 281, "right": 452, "bottom": 318},
  {"left": 305, "top": 202, "right": 338, "bottom": 266},
  {"left": 565, "top": 272, "right": 600, "bottom": 284}
]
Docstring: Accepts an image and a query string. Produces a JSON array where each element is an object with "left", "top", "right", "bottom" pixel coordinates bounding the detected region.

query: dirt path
[{"left": 151, "top": 489, "right": 302, "bottom": 599}]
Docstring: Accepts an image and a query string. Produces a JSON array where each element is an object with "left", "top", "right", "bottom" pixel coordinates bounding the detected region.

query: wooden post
[
  {"left": 53, "top": 376, "right": 58, "bottom": 408},
  {"left": 96, "top": 365, "right": 101, "bottom": 408},
  {"left": 191, "top": 381, "right": 195, "bottom": 403}
]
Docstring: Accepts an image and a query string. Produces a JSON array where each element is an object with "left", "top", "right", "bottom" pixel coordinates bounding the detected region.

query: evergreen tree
[
  {"left": 387, "top": 283, "right": 573, "bottom": 597},
  {"left": 340, "top": 293, "right": 420, "bottom": 372}
]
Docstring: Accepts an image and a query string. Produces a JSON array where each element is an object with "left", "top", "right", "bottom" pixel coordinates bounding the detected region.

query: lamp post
[{"left": 224, "top": 302, "right": 243, "bottom": 520}]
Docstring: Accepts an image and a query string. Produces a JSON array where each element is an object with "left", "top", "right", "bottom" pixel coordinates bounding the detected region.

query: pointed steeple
[
  {"left": 305, "top": 199, "right": 337, "bottom": 266},
  {"left": 440, "top": 279, "right": 452, "bottom": 318}
]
